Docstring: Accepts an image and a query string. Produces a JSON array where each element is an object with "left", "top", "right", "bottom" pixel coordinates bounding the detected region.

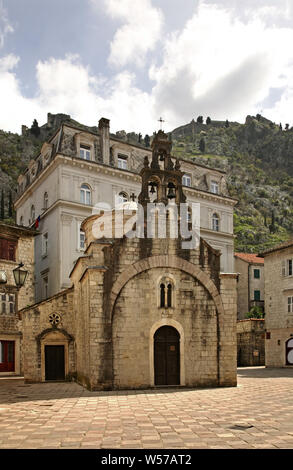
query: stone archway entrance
[{"left": 154, "top": 326, "right": 180, "bottom": 386}]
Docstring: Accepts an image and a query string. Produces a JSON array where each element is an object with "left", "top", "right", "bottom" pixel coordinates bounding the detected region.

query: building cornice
[
  {"left": 200, "top": 227, "right": 235, "bottom": 239},
  {"left": 15, "top": 153, "right": 237, "bottom": 209}
]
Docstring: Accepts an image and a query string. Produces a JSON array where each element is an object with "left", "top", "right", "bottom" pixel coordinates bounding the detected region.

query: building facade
[
  {"left": 261, "top": 240, "right": 293, "bottom": 367},
  {"left": 14, "top": 114, "right": 237, "bottom": 302},
  {"left": 0, "top": 222, "right": 36, "bottom": 375},
  {"left": 234, "top": 253, "right": 264, "bottom": 320},
  {"left": 19, "top": 131, "right": 238, "bottom": 390}
]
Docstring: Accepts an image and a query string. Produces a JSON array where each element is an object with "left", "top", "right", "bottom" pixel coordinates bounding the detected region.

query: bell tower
[{"left": 138, "top": 130, "right": 186, "bottom": 206}]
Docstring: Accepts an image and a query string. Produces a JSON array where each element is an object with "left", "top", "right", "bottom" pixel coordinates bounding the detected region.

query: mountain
[
  {"left": 0, "top": 113, "right": 292, "bottom": 253},
  {"left": 170, "top": 115, "right": 293, "bottom": 252}
]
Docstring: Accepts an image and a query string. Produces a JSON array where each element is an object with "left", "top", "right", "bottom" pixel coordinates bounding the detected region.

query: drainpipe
[{"left": 248, "top": 263, "right": 251, "bottom": 312}]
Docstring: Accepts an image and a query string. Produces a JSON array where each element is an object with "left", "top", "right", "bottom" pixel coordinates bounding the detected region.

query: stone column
[{"left": 218, "top": 273, "right": 238, "bottom": 386}]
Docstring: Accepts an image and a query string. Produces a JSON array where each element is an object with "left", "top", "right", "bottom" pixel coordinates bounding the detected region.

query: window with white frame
[
  {"left": 282, "top": 259, "right": 293, "bottom": 276},
  {"left": 43, "top": 192, "right": 48, "bottom": 210},
  {"left": 288, "top": 259, "right": 293, "bottom": 276},
  {"left": 288, "top": 296, "right": 293, "bottom": 313},
  {"left": 80, "top": 145, "right": 91, "bottom": 161},
  {"left": 42, "top": 232, "right": 48, "bottom": 256},
  {"left": 210, "top": 180, "right": 219, "bottom": 194},
  {"left": 80, "top": 184, "right": 91, "bottom": 205},
  {"left": 1, "top": 292, "right": 16, "bottom": 315},
  {"left": 117, "top": 154, "right": 128, "bottom": 170},
  {"left": 182, "top": 174, "right": 191, "bottom": 187},
  {"left": 31, "top": 205, "right": 35, "bottom": 223},
  {"left": 212, "top": 213, "right": 220, "bottom": 231},
  {"left": 42, "top": 276, "right": 48, "bottom": 300}
]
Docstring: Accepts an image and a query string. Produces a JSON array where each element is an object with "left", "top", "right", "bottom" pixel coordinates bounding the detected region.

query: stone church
[{"left": 20, "top": 131, "right": 237, "bottom": 390}]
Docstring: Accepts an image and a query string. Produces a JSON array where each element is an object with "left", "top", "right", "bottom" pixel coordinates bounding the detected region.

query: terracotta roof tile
[
  {"left": 234, "top": 252, "right": 264, "bottom": 264},
  {"left": 259, "top": 238, "right": 293, "bottom": 256}
]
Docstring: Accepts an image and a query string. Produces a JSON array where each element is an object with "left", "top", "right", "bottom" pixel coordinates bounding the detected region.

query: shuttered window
[{"left": 0, "top": 238, "right": 17, "bottom": 261}]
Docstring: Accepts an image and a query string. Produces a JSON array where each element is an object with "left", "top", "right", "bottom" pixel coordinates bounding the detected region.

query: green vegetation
[{"left": 171, "top": 115, "right": 293, "bottom": 253}]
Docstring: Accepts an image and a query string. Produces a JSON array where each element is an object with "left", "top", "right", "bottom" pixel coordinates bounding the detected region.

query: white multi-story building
[{"left": 15, "top": 116, "right": 237, "bottom": 302}]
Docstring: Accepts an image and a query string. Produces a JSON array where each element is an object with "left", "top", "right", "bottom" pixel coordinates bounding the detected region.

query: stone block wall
[
  {"left": 237, "top": 319, "right": 265, "bottom": 366},
  {"left": 21, "top": 288, "right": 75, "bottom": 382}
]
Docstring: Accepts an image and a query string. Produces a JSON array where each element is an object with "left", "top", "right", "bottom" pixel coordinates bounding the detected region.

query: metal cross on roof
[
  {"left": 158, "top": 117, "right": 165, "bottom": 130},
  {"left": 130, "top": 193, "right": 136, "bottom": 201}
]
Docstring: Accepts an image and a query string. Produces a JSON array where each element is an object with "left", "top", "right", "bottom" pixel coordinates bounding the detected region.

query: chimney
[{"left": 99, "top": 117, "right": 110, "bottom": 165}]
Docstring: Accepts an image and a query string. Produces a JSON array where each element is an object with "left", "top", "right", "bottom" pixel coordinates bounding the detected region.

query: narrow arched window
[
  {"left": 160, "top": 284, "right": 165, "bottom": 308},
  {"left": 31, "top": 205, "right": 35, "bottom": 223},
  {"left": 167, "top": 284, "right": 172, "bottom": 307},
  {"left": 212, "top": 213, "right": 219, "bottom": 231},
  {"left": 80, "top": 184, "right": 91, "bottom": 205},
  {"left": 43, "top": 192, "right": 48, "bottom": 210}
]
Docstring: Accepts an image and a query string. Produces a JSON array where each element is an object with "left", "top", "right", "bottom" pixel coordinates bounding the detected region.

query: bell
[
  {"left": 149, "top": 182, "right": 157, "bottom": 194},
  {"left": 167, "top": 186, "right": 176, "bottom": 199}
]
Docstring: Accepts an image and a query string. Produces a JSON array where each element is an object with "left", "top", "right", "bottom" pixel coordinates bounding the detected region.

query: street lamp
[{"left": 12, "top": 263, "right": 28, "bottom": 289}]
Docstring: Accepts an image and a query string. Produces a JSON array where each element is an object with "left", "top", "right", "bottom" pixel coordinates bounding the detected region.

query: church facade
[{"left": 20, "top": 131, "right": 237, "bottom": 390}]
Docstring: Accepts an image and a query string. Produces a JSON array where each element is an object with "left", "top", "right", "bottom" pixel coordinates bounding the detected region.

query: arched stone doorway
[{"left": 154, "top": 326, "right": 180, "bottom": 386}]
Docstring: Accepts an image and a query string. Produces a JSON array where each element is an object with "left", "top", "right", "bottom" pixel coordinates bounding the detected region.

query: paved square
[{"left": 0, "top": 367, "right": 293, "bottom": 449}]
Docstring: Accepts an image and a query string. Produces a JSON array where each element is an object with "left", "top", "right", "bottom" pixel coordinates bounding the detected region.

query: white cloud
[
  {"left": 2, "top": 2, "right": 293, "bottom": 135},
  {"left": 99, "top": 0, "right": 164, "bottom": 67},
  {"left": 0, "top": 54, "right": 156, "bottom": 134},
  {"left": 150, "top": 2, "right": 293, "bottom": 127},
  {"left": 0, "top": 1, "right": 13, "bottom": 48}
]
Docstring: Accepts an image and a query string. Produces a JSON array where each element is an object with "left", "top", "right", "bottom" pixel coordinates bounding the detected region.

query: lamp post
[{"left": 12, "top": 263, "right": 28, "bottom": 289}]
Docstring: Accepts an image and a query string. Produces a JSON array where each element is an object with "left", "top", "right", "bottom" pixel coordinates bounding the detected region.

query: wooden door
[
  {"left": 0, "top": 341, "right": 15, "bottom": 372},
  {"left": 45, "top": 345, "right": 65, "bottom": 381},
  {"left": 154, "top": 326, "right": 180, "bottom": 385}
]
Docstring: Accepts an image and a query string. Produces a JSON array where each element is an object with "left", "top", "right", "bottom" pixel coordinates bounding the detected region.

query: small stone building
[
  {"left": 260, "top": 240, "right": 293, "bottom": 367},
  {"left": 0, "top": 222, "right": 36, "bottom": 376},
  {"left": 20, "top": 131, "right": 238, "bottom": 390},
  {"left": 237, "top": 319, "right": 265, "bottom": 366}
]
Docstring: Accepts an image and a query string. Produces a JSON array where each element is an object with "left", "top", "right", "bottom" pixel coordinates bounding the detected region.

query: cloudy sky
[{"left": 1, "top": 0, "right": 293, "bottom": 134}]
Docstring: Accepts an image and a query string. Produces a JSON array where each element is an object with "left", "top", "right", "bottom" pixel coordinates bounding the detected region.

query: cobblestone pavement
[{"left": 0, "top": 367, "right": 293, "bottom": 449}]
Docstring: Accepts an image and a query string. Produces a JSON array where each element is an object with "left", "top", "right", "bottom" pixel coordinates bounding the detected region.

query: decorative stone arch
[
  {"left": 156, "top": 273, "right": 176, "bottom": 309},
  {"left": 109, "top": 255, "right": 224, "bottom": 322},
  {"left": 149, "top": 318, "right": 185, "bottom": 386},
  {"left": 36, "top": 328, "right": 74, "bottom": 382}
]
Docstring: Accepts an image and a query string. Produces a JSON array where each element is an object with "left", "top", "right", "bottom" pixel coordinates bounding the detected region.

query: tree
[
  {"left": 144, "top": 134, "right": 150, "bottom": 147},
  {"left": 8, "top": 191, "right": 13, "bottom": 218},
  {"left": 285, "top": 123, "right": 290, "bottom": 131},
  {"left": 138, "top": 133, "right": 142, "bottom": 143},
  {"left": 279, "top": 123, "right": 283, "bottom": 131},
  {"left": 256, "top": 114, "right": 261, "bottom": 121},
  {"left": 196, "top": 116, "right": 203, "bottom": 124},
  {"left": 269, "top": 210, "right": 276, "bottom": 233},
  {"left": 225, "top": 119, "right": 229, "bottom": 128},
  {"left": 199, "top": 138, "right": 205, "bottom": 153},
  {"left": 30, "top": 119, "right": 40, "bottom": 137},
  {"left": 206, "top": 116, "right": 211, "bottom": 125},
  {"left": 245, "top": 306, "right": 264, "bottom": 319},
  {"left": 0, "top": 190, "right": 4, "bottom": 220}
]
